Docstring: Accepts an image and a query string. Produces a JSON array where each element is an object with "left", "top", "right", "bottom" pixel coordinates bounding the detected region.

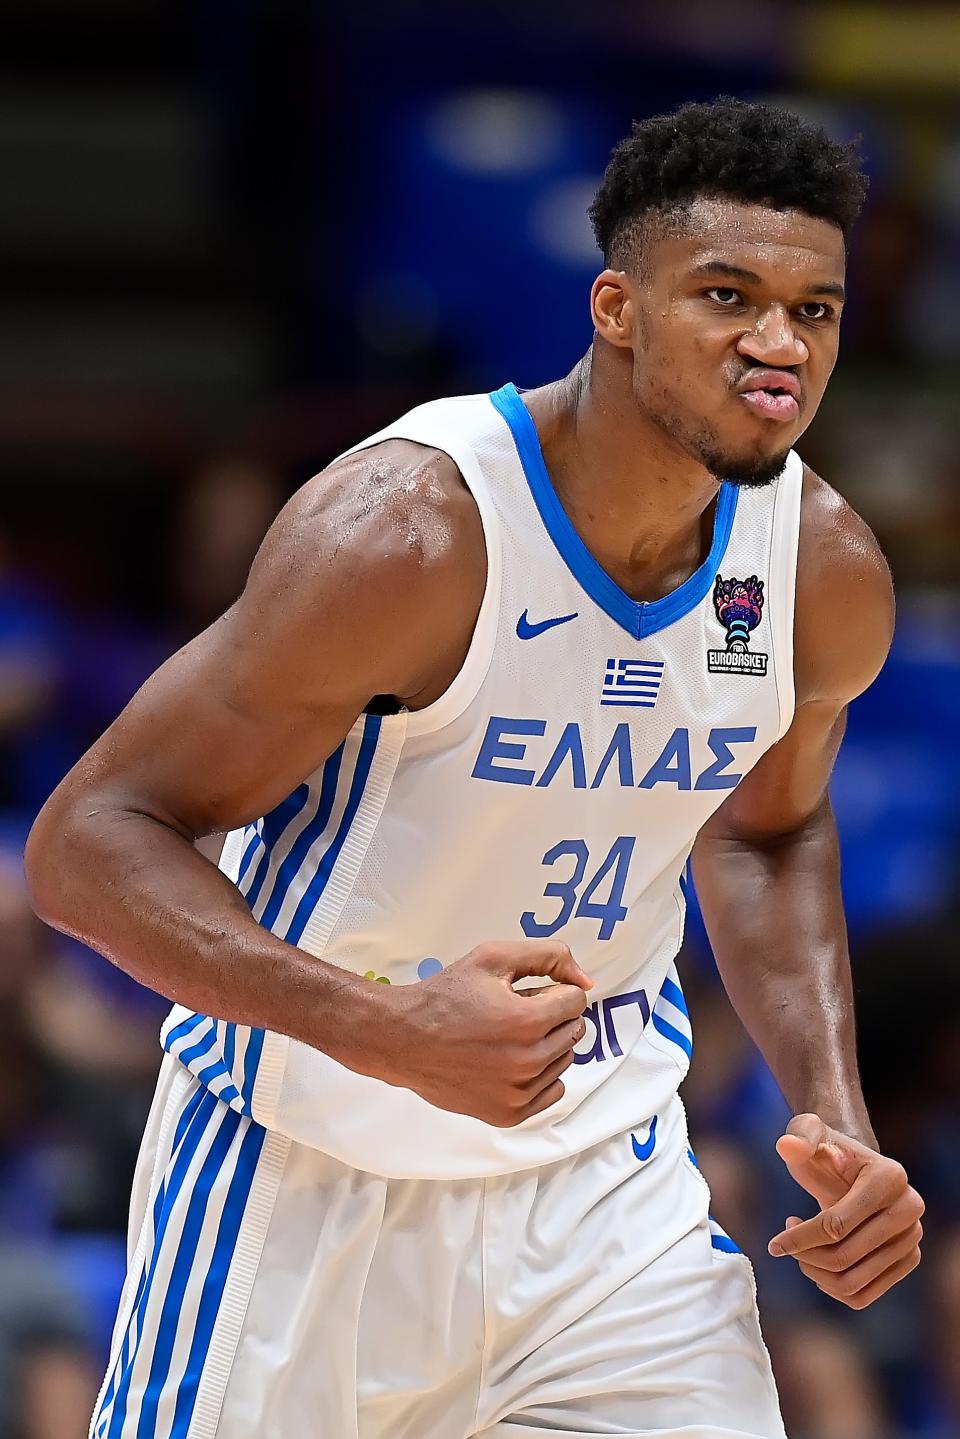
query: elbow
[{"left": 24, "top": 782, "right": 88, "bottom": 928}]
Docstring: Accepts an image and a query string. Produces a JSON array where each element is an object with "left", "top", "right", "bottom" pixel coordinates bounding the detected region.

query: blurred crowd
[{"left": 3, "top": 1, "right": 960, "bottom": 1436}]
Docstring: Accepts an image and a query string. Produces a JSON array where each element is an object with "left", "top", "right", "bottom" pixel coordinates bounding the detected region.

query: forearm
[
  {"left": 691, "top": 798, "right": 875, "bottom": 1146},
  {"left": 24, "top": 793, "right": 380, "bottom": 1067}
]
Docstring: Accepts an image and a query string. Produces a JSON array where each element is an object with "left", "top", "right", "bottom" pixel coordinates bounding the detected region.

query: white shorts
[{"left": 92, "top": 1054, "right": 785, "bottom": 1439}]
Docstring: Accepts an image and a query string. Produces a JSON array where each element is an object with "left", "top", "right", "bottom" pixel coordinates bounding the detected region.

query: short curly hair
[{"left": 589, "top": 97, "right": 868, "bottom": 269}]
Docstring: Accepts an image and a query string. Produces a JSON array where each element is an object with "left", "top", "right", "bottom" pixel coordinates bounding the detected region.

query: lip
[
  {"left": 737, "top": 369, "right": 801, "bottom": 401},
  {"left": 739, "top": 390, "right": 800, "bottom": 422},
  {"left": 735, "top": 369, "right": 801, "bottom": 422}
]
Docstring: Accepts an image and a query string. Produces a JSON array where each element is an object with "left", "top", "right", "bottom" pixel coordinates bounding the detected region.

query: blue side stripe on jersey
[
  {"left": 234, "top": 724, "right": 379, "bottom": 1115},
  {"left": 169, "top": 1120, "right": 267, "bottom": 1435},
  {"left": 105, "top": 1088, "right": 221, "bottom": 1438},
  {"left": 660, "top": 976, "right": 688, "bottom": 1017},
  {"left": 711, "top": 1232, "right": 742, "bottom": 1254},
  {"left": 101, "top": 1092, "right": 212, "bottom": 1432},
  {"left": 222, "top": 1021, "right": 237, "bottom": 1077},
  {"left": 241, "top": 783, "right": 312, "bottom": 911},
  {"left": 96, "top": 1082, "right": 209, "bottom": 1430},
  {"left": 164, "top": 1012, "right": 204, "bottom": 1053},
  {"left": 491, "top": 382, "right": 740, "bottom": 641},
  {"left": 195, "top": 1052, "right": 242, "bottom": 1108},
  {"left": 238, "top": 1031, "right": 263, "bottom": 1119},
  {"left": 235, "top": 825, "right": 263, "bottom": 886},
  {"left": 257, "top": 749, "right": 344, "bottom": 931},
  {"left": 177, "top": 1022, "right": 217, "bottom": 1070},
  {"left": 652, "top": 1012, "right": 693, "bottom": 1059},
  {"left": 134, "top": 1104, "right": 244, "bottom": 1437},
  {"left": 178, "top": 718, "right": 380, "bottom": 1120},
  {"left": 224, "top": 753, "right": 341, "bottom": 1114},
  {"left": 285, "top": 714, "right": 382, "bottom": 946}
]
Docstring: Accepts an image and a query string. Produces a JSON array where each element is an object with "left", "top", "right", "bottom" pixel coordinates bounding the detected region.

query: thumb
[
  {"left": 476, "top": 940, "right": 593, "bottom": 991},
  {"left": 776, "top": 1113, "right": 845, "bottom": 1208},
  {"left": 776, "top": 1112, "right": 829, "bottom": 1166}
]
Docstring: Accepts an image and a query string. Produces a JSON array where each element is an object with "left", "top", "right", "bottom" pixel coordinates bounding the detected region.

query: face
[{"left": 592, "top": 198, "right": 847, "bottom": 486}]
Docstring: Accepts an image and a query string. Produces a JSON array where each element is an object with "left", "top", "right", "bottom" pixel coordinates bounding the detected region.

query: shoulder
[
  {"left": 793, "top": 463, "right": 895, "bottom": 706},
  {"left": 237, "top": 438, "right": 487, "bottom": 701},
  {"left": 257, "top": 438, "right": 484, "bottom": 596}
]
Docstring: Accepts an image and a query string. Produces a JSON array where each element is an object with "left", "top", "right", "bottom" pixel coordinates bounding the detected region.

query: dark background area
[{"left": 1, "top": 2, "right": 958, "bottom": 1435}]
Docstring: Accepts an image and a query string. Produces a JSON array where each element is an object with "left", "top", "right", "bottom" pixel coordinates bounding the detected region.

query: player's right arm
[{"left": 24, "top": 441, "right": 589, "bottom": 1127}]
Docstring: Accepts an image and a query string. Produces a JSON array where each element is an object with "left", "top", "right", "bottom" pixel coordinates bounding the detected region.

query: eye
[
  {"left": 797, "top": 301, "right": 834, "bottom": 321},
  {"left": 705, "top": 287, "right": 742, "bottom": 306}
]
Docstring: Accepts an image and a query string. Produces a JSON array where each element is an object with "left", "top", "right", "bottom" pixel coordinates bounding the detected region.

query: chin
[{"left": 703, "top": 445, "right": 792, "bottom": 489}]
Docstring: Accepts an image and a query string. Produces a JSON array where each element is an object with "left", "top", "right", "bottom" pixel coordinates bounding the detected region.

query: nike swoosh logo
[
  {"left": 631, "top": 1115, "right": 658, "bottom": 1162},
  {"left": 516, "top": 609, "right": 579, "bottom": 640}
]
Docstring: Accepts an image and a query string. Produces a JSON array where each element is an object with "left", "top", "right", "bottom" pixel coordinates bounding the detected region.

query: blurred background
[{"left": 1, "top": 0, "right": 958, "bottom": 1435}]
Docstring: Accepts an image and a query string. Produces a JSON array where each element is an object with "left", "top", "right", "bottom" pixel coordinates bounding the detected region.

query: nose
[{"left": 736, "top": 303, "right": 809, "bottom": 369}]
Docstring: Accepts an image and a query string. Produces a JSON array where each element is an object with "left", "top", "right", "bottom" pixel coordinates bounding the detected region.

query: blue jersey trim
[
  {"left": 170, "top": 1119, "right": 267, "bottom": 1435},
  {"left": 166, "top": 714, "right": 382, "bottom": 1123},
  {"left": 660, "top": 975, "right": 688, "bottom": 1017},
  {"left": 285, "top": 713, "right": 382, "bottom": 946},
  {"left": 104, "top": 1088, "right": 221, "bottom": 1437},
  {"left": 710, "top": 1224, "right": 742, "bottom": 1254},
  {"left": 242, "top": 782, "right": 312, "bottom": 912},
  {"left": 490, "top": 383, "right": 739, "bottom": 641},
  {"left": 236, "top": 825, "right": 262, "bottom": 886},
  {"left": 136, "top": 1105, "right": 244, "bottom": 1435},
  {"left": 96, "top": 1083, "right": 209, "bottom": 1431},
  {"left": 651, "top": 1011, "right": 694, "bottom": 1059}
]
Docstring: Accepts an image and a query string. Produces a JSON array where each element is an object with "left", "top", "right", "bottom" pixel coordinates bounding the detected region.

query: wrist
[
  {"left": 795, "top": 1096, "right": 876, "bottom": 1150},
  {"left": 306, "top": 963, "right": 411, "bottom": 1083}
]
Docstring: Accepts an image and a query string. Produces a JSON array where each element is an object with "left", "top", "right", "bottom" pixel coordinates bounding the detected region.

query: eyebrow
[{"left": 688, "top": 260, "right": 846, "bottom": 303}]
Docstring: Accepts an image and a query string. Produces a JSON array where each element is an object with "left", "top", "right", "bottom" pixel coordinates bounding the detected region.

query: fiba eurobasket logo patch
[{"left": 708, "top": 574, "right": 768, "bottom": 676}]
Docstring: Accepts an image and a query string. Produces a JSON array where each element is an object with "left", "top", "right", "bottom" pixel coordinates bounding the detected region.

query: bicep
[
  {"left": 74, "top": 605, "right": 369, "bottom": 838},
  {"left": 58, "top": 445, "right": 481, "bottom": 839},
  {"left": 698, "top": 699, "right": 847, "bottom": 843}
]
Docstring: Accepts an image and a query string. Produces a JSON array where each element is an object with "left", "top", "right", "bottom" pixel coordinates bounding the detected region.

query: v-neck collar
[{"left": 490, "top": 382, "right": 739, "bottom": 642}]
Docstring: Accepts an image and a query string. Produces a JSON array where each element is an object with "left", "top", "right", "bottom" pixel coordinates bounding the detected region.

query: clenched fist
[{"left": 363, "top": 940, "right": 592, "bottom": 1127}]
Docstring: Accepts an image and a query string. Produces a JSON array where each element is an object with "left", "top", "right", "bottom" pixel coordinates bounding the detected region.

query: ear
[{"left": 591, "top": 269, "right": 635, "bottom": 348}]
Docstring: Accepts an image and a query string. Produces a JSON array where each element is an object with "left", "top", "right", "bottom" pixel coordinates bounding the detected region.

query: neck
[{"left": 523, "top": 346, "right": 723, "bottom": 604}]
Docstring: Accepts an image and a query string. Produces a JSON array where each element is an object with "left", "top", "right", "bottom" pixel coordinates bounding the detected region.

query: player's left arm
[{"left": 691, "top": 468, "right": 924, "bottom": 1309}]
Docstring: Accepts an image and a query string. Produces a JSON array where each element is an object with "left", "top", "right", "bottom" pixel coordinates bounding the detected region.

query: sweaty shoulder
[
  {"left": 793, "top": 464, "right": 895, "bottom": 707},
  {"left": 244, "top": 437, "right": 487, "bottom": 709}
]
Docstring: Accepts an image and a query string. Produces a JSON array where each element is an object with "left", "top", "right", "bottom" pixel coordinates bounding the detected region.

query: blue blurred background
[{"left": 2, "top": 2, "right": 959, "bottom": 1435}]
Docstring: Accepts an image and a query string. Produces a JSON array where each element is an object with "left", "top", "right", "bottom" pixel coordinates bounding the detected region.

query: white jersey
[{"left": 162, "top": 383, "right": 802, "bottom": 1180}]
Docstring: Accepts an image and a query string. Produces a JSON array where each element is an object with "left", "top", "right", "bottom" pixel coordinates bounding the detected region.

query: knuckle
[
  {"left": 826, "top": 1247, "right": 848, "bottom": 1273},
  {"left": 908, "top": 1187, "right": 925, "bottom": 1220},
  {"left": 886, "top": 1160, "right": 908, "bottom": 1190},
  {"left": 823, "top": 1211, "right": 847, "bottom": 1242},
  {"left": 513, "top": 1010, "right": 542, "bottom": 1042},
  {"left": 831, "top": 1271, "right": 857, "bottom": 1298}
]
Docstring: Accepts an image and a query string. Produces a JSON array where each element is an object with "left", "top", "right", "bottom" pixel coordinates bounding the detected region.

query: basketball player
[{"left": 26, "top": 99, "right": 924, "bottom": 1439}]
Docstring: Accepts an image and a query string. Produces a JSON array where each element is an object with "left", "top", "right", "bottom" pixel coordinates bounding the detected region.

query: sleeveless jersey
[{"left": 161, "top": 383, "right": 802, "bottom": 1180}]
